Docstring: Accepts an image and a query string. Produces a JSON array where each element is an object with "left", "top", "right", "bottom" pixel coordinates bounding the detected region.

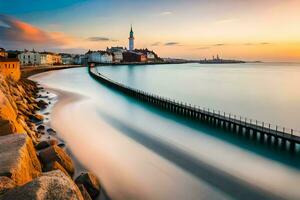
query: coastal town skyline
[{"left": 1, "top": 0, "right": 300, "bottom": 61}]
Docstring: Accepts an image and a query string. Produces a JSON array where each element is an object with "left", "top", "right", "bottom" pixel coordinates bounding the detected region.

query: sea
[{"left": 31, "top": 62, "right": 300, "bottom": 200}]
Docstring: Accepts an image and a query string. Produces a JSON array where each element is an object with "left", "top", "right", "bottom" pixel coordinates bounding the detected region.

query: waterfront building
[
  {"left": 50, "top": 53, "right": 62, "bottom": 65},
  {"left": 0, "top": 57, "right": 21, "bottom": 81},
  {"left": 134, "top": 49, "right": 158, "bottom": 62},
  {"left": 60, "top": 53, "right": 74, "bottom": 65},
  {"left": 40, "top": 53, "right": 53, "bottom": 65},
  {"left": 123, "top": 51, "right": 147, "bottom": 62},
  {"left": 87, "top": 51, "right": 113, "bottom": 63},
  {"left": 107, "top": 47, "right": 126, "bottom": 63},
  {"left": 74, "top": 55, "right": 85, "bottom": 65},
  {"left": 18, "top": 50, "right": 41, "bottom": 66},
  {"left": 0, "top": 48, "right": 8, "bottom": 58},
  {"left": 18, "top": 50, "right": 62, "bottom": 66},
  {"left": 129, "top": 25, "right": 135, "bottom": 51}
]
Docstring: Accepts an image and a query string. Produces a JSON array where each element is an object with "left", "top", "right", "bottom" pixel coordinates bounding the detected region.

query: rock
[
  {"left": 28, "top": 114, "right": 44, "bottom": 124},
  {"left": 36, "top": 100, "right": 48, "bottom": 110},
  {"left": 0, "top": 134, "right": 42, "bottom": 185},
  {"left": 75, "top": 172, "right": 100, "bottom": 199},
  {"left": 37, "top": 125, "right": 45, "bottom": 131},
  {"left": 38, "top": 145, "right": 74, "bottom": 175},
  {"left": 35, "top": 139, "right": 58, "bottom": 150},
  {"left": 58, "top": 143, "right": 65, "bottom": 148},
  {"left": 0, "top": 170, "right": 84, "bottom": 200},
  {"left": 77, "top": 184, "right": 92, "bottom": 200},
  {"left": 47, "top": 128, "right": 56, "bottom": 135},
  {"left": 48, "top": 139, "right": 58, "bottom": 146},
  {"left": 0, "top": 176, "right": 15, "bottom": 195},
  {"left": 35, "top": 141, "right": 50, "bottom": 150},
  {"left": 44, "top": 161, "right": 69, "bottom": 177},
  {"left": 0, "top": 120, "right": 14, "bottom": 136}
]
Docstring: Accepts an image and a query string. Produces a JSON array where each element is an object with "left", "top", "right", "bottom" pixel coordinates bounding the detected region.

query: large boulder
[
  {"left": 0, "top": 176, "right": 15, "bottom": 195},
  {"left": 38, "top": 145, "right": 74, "bottom": 175},
  {"left": 28, "top": 113, "right": 44, "bottom": 124},
  {"left": 44, "top": 161, "right": 69, "bottom": 177},
  {"left": 0, "top": 170, "right": 84, "bottom": 200},
  {"left": 75, "top": 172, "right": 100, "bottom": 199},
  {"left": 0, "top": 134, "right": 42, "bottom": 185},
  {"left": 0, "top": 87, "right": 26, "bottom": 134},
  {"left": 0, "top": 120, "right": 14, "bottom": 136},
  {"left": 36, "top": 100, "right": 48, "bottom": 110},
  {"left": 35, "top": 141, "right": 51, "bottom": 150}
]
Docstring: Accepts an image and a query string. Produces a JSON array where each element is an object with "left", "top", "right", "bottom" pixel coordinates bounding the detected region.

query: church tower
[{"left": 129, "top": 25, "right": 134, "bottom": 51}]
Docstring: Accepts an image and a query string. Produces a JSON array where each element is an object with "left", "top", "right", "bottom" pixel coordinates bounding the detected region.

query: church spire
[{"left": 129, "top": 25, "right": 134, "bottom": 51}]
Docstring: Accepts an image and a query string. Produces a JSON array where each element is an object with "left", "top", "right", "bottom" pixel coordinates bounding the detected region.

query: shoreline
[{"left": 0, "top": 65, "right": 105, "bottom": 200}]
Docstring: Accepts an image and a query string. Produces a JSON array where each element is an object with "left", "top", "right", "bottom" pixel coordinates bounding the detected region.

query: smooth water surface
[
  {"left": 31, "top": 64, "right": 300, "bottom": 200},
  {"left": 99, "top": 63, "right": 300, "bottom": 131}
]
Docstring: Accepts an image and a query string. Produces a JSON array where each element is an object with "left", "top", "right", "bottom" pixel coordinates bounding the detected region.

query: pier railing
[{"left": 89, "top": 66, "right": 300, "bottom": 144}]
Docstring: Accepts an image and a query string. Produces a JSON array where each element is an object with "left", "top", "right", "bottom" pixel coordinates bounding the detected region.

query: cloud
[
  {"left": 151, "top": 42, "right": 161, "bottom": 46},
  {"left": 87, "top": 36, "right": 117, "bottom": 42},
  {"left": 260, "top": 42, "right": 271, "bottom": 45},
  {"left": 159, "top": 11, "right": 173, "bottom": 16},
  {"left": 213, "top": 43, "right": 226, "bottom": 46},
  {"left": 0, "top": 14, "right": 73, "bottom": 47},
  {"left": 196, "top": 47, "right": 211, "bottom": 50},
  {"left": 243, "top": 42, "right": 271, "bottom": 46},
  {"left": 165, "top": 42, "right": 179, "bottom": 46}
]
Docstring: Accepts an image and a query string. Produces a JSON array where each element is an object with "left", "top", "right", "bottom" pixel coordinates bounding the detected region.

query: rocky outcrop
[
  {"left": 0, "top": 75, "right": 41, "bottom": 144},
  {"left": 44, "top": 161, "right": 69, "bottom": 177},
  {"left": 0, "top": 120, "right": 14, "bottom": 136},
  {"left": 0, "top": 134, "right": 42, "bottom": 186},
  {"left": 39, "top": 145, "right": 74, "bottom": 176},
  {"left": 0, "top": 170, "right": 84, "bottom": 200},
  {"left": 75, "top": 172, "right": 101, "bottom": 199},
  {"left": 0, "top": 73, "right": 106, "bottom": 199},
  {"left": 0, "top": 177, "right": 15, "bottom": 195}
]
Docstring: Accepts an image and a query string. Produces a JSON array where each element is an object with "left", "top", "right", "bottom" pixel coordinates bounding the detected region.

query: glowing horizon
[{"left": 1, "top": 0, "right": 300, "bottom": 61}]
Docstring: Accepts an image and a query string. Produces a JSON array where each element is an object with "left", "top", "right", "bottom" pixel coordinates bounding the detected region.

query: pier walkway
[{"left": 89, "top": 66, "right": 300, "bottom": 151}]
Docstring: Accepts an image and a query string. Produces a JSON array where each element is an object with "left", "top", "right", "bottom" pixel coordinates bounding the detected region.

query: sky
[{"left": 0, "top": 0, "right": 300, "bottom": 61}]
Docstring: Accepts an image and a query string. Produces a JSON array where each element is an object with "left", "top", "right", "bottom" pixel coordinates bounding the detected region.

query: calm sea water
[
  {"left": 99, "top": 62, "right": 300, "bottom": 132},
  {"left": 31, "top": 63, "right": 300, "bottom": 200}
]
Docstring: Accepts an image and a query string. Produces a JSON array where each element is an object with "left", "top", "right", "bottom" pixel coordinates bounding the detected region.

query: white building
[
  {"left": 107, "top": 47, "right": 126, "bottom": 63},
  {"left": 147, "top": 52, "right": 155, "bottom": 60},
  {"left": 61, "top": 54, "right": 74, "bottom": 65},
  {"left": 87, "top": 51, "right": 113, "bottom": 63},
  {"left": 18, "top": 50, "right": 41, "bottom": 65},
  {"left": 74, "top": 55, "right": 85, "bottom": 65},
  {"left": 18, "top": 51, "right": 62, "bottom": 66}
]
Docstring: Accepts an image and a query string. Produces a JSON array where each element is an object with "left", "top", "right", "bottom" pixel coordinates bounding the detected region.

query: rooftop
[{"left": 0, "top": 57, "right": 19, "bottom": 62}]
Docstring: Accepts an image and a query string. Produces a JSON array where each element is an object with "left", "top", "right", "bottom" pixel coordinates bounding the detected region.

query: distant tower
[{"left": 129, "top": 25, "right": 134, "bottom": 51}]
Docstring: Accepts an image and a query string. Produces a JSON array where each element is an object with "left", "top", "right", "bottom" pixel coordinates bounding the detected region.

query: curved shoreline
[{"left": 27, "top": 65, "right": 300, "bottom": 198}]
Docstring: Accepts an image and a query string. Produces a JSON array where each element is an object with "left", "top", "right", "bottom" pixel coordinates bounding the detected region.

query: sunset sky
[{"left": 1, "top": 0, "right": 300, "bottom": 61}]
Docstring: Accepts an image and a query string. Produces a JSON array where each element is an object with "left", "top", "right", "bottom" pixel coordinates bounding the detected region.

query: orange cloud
[{"left": 0, "top": 14, "right": 74, "bottom": 47}]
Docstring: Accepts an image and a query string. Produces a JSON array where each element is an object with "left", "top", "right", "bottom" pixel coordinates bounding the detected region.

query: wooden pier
[{"left": 89, "top": 66, "right": 300, "bottom": 152}]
